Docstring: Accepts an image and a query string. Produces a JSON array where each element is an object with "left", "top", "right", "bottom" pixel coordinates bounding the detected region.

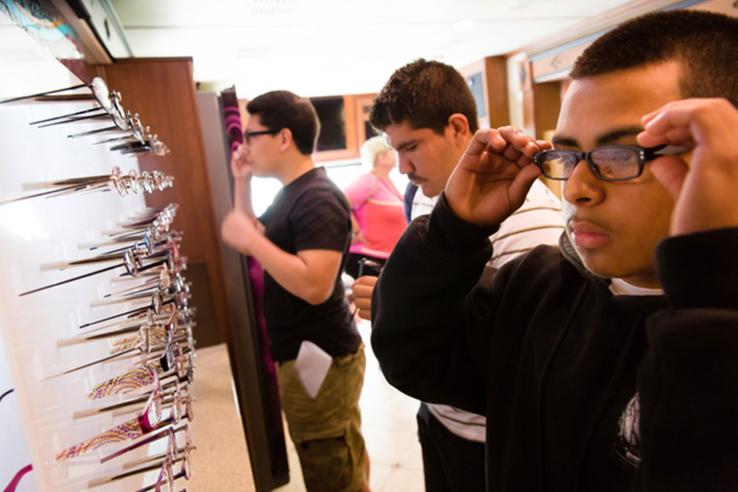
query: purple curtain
[{"left": 220, "top": 87, "right": 287, "bottom": 475}]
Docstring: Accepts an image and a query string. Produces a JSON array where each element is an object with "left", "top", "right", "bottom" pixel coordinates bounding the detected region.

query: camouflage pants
[{"left": 278, "top": 344, "right": 367, "bottom": 492}]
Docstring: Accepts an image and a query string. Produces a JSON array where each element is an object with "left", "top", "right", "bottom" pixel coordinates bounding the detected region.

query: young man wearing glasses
[
  {"left": 221, "top": 91, "right": 368, "bottom": 491},
  {"left": 371, "top": 10, "right": 738, "bottom": 491}
]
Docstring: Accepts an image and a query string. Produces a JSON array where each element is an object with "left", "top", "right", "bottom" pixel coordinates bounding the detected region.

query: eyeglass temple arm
[
  {"left": 79, "top": 302, "right": 154, "bottom": 329},
  {"left": 91, "top": 289, "right": 157, "bottom": 308},
  {"left": 110, "top": 391, "right": 187, "bottom": 420},
  {"left": 0, "top": 83, "right": 88, "bottom": 104},
  {"left": 41, "top": 251, "right": 133, "bottom": 272},
  {"left": 94, "top": 134, "right": 133, "bottom": 145},
  {"left": 18, "top": 262, "right": 123, "bottom": 297},
  {"left": 29, "top": 106, "right": 107, "bottom": 126},
  {"left": 89, "top": 457, "right": 167, "bottom": 487},
  {"left": 42, "top": 347, "right": 138, "bottom": 381},
  {"left": 81, "top": 234, "right": 147, "bottom": 250},
  {"left": 75, "top": 314, "right": 154, "bottom": 338},
  {"left": 123, "top": 259, "right": 174, "bottom": 279},
  {"left": 100, "top": 423, "right": 186, "bottom": 464},
  {"left": 101, "top": 278, "right": 161, "bottom": 298},
  {"left": 23, "top": 174, "right": 111, "bottom": 189},
  {"left": 124, "top": 441, "right": 194, "bottom": 470},
  {"left": 1, "top": 179, "right": 109, "bottom": 206},
  {"left": 36, "top": 112, "right": 109, "bottom": 129},
  {"left": 48, "top": 233, "right": 171, "bottom": 270},
  {"left": 73, "top": 393, "right": 149, "bottom": 420},
  {"left": 58, "top": 326, "right": 138, "bottom": 348},
  {"left": 133, "top": 465, "right": 190, "bottom": 492},
  {"left": 67, "top": 124, "right": 122, "bottom": 139},
  {"left": 59, "top": 315, "right": 166, "bottom": 346}
]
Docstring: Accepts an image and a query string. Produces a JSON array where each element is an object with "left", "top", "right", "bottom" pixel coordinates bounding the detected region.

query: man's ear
[
  {"left": 278, "top": 128, "right": 293, "bottom": 152},
  {"left": 447, "top": 113, "right": 470, "bottom": 145}
]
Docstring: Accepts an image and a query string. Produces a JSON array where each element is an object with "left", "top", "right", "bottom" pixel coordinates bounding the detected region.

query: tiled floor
[
  {"left": 275, "top": 319, "right": 425, "bottom": 492},
  {"left": 190, "top": 345, "right": 255, "bottom": 492}
]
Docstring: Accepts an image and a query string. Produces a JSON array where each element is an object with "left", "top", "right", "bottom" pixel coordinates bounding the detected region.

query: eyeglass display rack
[{"left": 0, "top": 39, "right": 196, "bottom": 492}]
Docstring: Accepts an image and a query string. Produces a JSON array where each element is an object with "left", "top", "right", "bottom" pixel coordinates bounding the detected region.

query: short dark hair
[
  {"left": 246, "top": 90, "right": 320, "bottom": 155},
  {"left": 571, "top": 10, "right": 738, "bottom": 107},
  {"left": 370, "top": 59, "right": 479, "bottom": 135}
]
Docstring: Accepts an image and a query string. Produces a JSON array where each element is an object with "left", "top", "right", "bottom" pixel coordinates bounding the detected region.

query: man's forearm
[
  {"left": 234, "top": 177, "right": 257, "bottom": 219},
  {"left": 371, "top": 197, "right": 494, "bottom": 412},
  {"left": 239, "top": 230, "right": 328, "bottom": 305}
]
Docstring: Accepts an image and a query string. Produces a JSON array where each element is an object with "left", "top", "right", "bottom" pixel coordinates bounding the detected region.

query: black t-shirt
[{"left": 259, "top": 167, "right": 360, "bottom": 362}]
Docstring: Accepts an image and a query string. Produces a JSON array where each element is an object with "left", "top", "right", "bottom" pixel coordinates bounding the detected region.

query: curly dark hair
[
  {"left": 571, "top": 10, "right": 738, "bottom": 107},
  {"left": 369, "top": 59, "right": 479, "bottom": 135}
]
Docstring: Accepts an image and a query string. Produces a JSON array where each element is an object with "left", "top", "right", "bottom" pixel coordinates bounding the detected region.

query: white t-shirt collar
[{"left": 609, "top": 278, "right": 663, "bottom": 296}]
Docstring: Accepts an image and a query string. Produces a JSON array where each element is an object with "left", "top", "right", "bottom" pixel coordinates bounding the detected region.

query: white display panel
[
  {"left": 0, "top": 11, "right": 167, "bottom": 492},
  {"left": 0, "top": 334, "right": 36, "bottom": 492}
]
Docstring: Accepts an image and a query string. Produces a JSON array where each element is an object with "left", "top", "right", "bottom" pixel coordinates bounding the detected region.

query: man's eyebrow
[
  {"left": 551, "top": 135, "right": 579, "bottom": 147},
  {"left": 595, "top": 126, "right": 643, "bottom": 146},
  {"left": 551, "top": 126, "right": 644, "bottom": 148},
  {"left": 394, "top": 139, "right": 420, "bottom": 151}
]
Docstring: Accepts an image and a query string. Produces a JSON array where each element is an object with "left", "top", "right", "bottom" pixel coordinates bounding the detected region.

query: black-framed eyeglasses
[
  {"left": 533, "top": 144, "right": 686, "bottom": 182},
  {"left": 243, "top": 129, "right": 279, "bottom": 145}
]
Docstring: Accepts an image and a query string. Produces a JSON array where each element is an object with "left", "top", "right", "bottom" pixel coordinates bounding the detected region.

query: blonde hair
[{"left": 360, "top": 135, "right": 395, "bottom": 169}]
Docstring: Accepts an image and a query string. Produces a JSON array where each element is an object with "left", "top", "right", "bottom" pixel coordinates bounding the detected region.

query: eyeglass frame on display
[
  {"left": 56, "top": 381, "right": 165, "bottom": 462},
  {"left": 19, "top": 242, "right": 184, "bottom": 297},
  {"left": 74, "top": 373, "right": 192, "bottom": 424},
  {"left": 100, "top": 422, "right": 190, "bottom": 464},
  {"left": 1, "top": 167, "right": 174, "bottom": 207},
  {"left": 87, "top": 431, "right": 193, "bottom": 492}
]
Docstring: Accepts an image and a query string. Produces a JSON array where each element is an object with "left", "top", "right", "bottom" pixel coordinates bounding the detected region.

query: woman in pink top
[{"left": 344, "top": 136, "right": 407, "bottom": 278}]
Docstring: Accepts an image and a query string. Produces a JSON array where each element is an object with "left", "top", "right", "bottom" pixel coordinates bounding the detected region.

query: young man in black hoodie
[{"left": 371, "top": 10, "right": 738, "bottom": 492}]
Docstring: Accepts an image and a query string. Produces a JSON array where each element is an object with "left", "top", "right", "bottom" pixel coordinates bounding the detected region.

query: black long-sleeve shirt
[{"left": 371, "top": 194, "right": 738, "bottom": 492}]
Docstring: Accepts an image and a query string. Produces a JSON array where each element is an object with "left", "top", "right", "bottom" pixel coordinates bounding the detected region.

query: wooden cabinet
[
  {"left": 459, "top": 56, "right": 510, "bottom": 129},
  {"left": 354, "top": 93, "right": 380, "bottom": 144},
  {"left": 94, "top": 57, "right": 231, "bottom": 348}
]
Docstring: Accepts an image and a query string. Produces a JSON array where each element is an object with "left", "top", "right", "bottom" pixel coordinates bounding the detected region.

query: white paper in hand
[{"left": 294, "top": 341, "right": 333, "bottom": 399}]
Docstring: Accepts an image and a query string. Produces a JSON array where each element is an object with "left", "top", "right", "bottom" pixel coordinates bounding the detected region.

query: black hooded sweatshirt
[{"left": 371, "top": 195, "right": 738, "bottom": 492}]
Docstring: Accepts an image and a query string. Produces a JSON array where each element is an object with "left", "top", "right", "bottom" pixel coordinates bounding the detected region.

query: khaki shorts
[{"left": 278, "top": 344, "right": 367, "bottom": 492}]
